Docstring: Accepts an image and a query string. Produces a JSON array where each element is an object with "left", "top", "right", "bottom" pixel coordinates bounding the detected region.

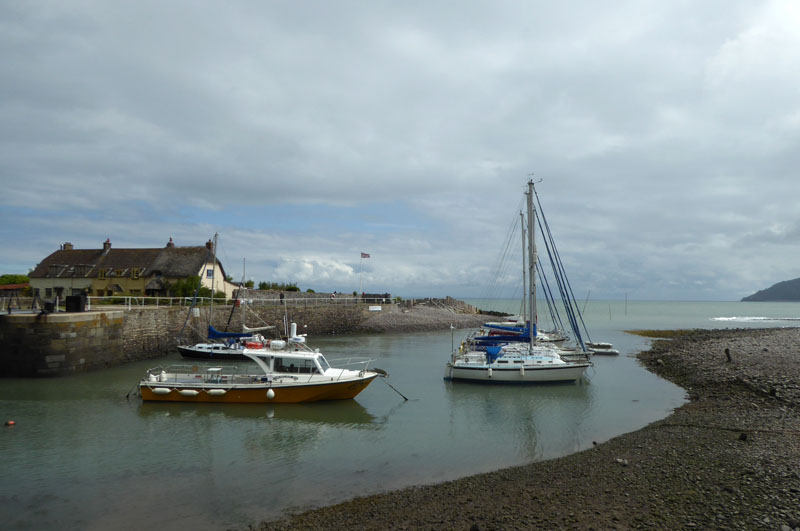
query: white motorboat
[
  {"left": 140, "top": 341, "right": 379, "bottom": 404},
  {"left": 587, "top": 342, "right": 620, "bottom": 355}
]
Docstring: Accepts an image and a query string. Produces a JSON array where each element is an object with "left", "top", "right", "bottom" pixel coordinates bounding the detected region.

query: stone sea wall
[
  {"left": 0, "top": 311, "right": 125, "bottom": 376},
  {"left": 0, "top": 298, "right": 485, "bottom": 376}
]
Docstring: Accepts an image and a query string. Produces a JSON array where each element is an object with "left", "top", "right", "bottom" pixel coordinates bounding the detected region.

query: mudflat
[{"left": 253, "top": 328, "right": 800, "bottom": 530}]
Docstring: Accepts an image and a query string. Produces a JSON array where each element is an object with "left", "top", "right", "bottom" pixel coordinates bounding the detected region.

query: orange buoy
[{"left": 5, "top": 420, "right": 15, "bottom": 427}]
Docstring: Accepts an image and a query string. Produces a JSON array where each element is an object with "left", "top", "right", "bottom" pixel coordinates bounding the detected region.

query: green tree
[
  {"left": 256, "top": 281, "right": 301, "bottom": 291},
  {"left": 167, "top": 276, "right": 202, "bottom": 297},
  {"left": 0, "top": 274, "right": 29, "bottom": 285}
]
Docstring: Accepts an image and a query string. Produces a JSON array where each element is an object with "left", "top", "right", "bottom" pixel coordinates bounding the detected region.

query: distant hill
[{"left": 741, "top": 277, "right": 800, "bottom": 301}]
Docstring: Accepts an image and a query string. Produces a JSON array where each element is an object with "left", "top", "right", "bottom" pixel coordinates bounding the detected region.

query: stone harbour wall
[
  {"left": 122, "top": 306, "right": 188, "bottom": 359},
  {"left": 0, "top": 304, "right": 373, "bottom": 376},
  {"left": 0, "top": 299, "right": 483, "bottom": 376},
  {"left": 181, "top": 304, "right": 369, "bottom": 343},
  {"left": 0, "top": 311, "right": 125, "bottom": 376}
]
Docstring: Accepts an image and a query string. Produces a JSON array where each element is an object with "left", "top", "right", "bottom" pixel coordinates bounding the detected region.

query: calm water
[{"left": 2, "top": 300, "right": 799, "bottom": 530}]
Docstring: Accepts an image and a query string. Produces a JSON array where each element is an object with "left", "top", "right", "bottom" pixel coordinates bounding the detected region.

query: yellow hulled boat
[{"left": 139, "top": 342, "right": 379, "bottom": 404}]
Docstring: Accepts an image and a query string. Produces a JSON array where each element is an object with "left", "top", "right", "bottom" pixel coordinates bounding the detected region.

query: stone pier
[{"left": 0, "top": 311, "right": 124, "bottom": 376}]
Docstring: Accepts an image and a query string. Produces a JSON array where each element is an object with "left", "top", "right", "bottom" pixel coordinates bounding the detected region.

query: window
[
  {"left": 115, "top": 270, "right": 123, "bottom": 277},
  {"left": 45, "top": 288, "right": 52, "bottom": 298},
  {"left": 98, "top": 269, "right": 106, "bottom": 279},
  {"left": 206, "top": 270, "right": 214, "bottom": 279},
  {"left": 131, "top": 268, "right": 140, "bottom": 279},
  {"left": 274, "top": 357, "right": 319, "bottom": 374}
]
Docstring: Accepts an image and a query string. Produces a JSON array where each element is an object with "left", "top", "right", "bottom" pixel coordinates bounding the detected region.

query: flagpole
[{"left": 359, "top": 254, "right": 363, "bottom": 295}]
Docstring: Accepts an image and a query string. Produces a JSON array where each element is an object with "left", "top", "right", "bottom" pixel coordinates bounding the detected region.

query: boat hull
[
  {"left": 177, "top": 345, "right": 248, "bottom": 360},
  {"left": 444, "top": 362, "right": 589, "bottom": 383},
  {"left": 140, "top": 375, "right": 378, "bottom": 403}
]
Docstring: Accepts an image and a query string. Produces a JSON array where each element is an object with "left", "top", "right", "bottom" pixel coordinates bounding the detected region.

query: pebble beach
[{"left": 252, "top": 327, "right": 800, "bottom": 530}]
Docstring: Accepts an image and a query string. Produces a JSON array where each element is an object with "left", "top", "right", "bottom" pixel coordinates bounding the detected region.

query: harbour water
[{"left": 2, "top": 300, "right": 799, "bottom": 530}]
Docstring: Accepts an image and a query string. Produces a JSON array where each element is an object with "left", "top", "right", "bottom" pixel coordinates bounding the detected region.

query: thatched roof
[{"left": 29, "top": 241, "right": 223, "bottom": 280}]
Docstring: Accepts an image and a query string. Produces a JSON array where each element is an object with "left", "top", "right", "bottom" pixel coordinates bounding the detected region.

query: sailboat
[
  {"left": 444, "top": 180, "right": 592, "bottom": 383},
  {"left": 177, "top": 234, "right": 275, "bottom": 361}
]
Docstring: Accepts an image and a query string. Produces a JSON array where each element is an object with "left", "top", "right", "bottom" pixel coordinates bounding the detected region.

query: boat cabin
[{"left": 244, "top": 350, "right": 332, "bottom": 376}]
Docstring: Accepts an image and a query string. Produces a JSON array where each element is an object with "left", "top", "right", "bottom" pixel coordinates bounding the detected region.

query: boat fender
[
  {"left": 207, "top": 389, "right": 226, "bottom": 396},
  {"left": 487, "top": 367, "right": 492, "bottom": 378},
  {"left": 152, "top": 387, "right": 171, "bottom": 395},
  {"left": 266, "top": 388, "right": 275, "bottom": 400},
  {"left": 178, "top": 389, "right": 199, "bottom": 397},
  {"left": 520, "top": 366, "right": 525, "bottom": 376}
]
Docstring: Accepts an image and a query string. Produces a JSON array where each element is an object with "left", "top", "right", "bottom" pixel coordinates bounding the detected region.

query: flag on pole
[{"left": 361, "top": 252, "right": 370, "bottom": 258}]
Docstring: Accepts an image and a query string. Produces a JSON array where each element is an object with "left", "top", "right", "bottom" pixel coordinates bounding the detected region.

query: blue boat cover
[
  {"left": 486, "top": 345, "right": 503, "bottom": 362},
  {"left": 484, "top": 323, "right": 528, "bottom": 333},
  {"left": 207, "top": 325, "right": 251, "bottom": 340}
]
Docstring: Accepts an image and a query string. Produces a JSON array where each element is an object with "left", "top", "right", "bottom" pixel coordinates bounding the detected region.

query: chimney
[
  {"left": 62, "top": 242, "right": 73, "bottom": 251},
  {"left": 206, "top": 239, "right": 213, "bottom": 250},
  {"left": 166, "top": 237, "right": 175, "bottom": 248},
  {"left": 103, "top": 238, "right": 111, "bottom": 253}
]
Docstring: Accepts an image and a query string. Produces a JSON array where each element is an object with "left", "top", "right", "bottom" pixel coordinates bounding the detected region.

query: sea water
[{"left": 1, "top": 300, "right": 798, "bottom": 530}]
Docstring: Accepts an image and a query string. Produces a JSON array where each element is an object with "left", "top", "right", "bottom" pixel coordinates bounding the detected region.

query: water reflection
[
  {"left": 443, "top": 379, "right": 593, "bottom": 461},
  {"left": 138, "top": 399, "right": 378, "bottom": 426}
]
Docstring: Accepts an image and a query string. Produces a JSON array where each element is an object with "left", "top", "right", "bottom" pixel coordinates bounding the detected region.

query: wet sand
[{"left": 251, "top": 328, "right": 800, "bottom": 530}]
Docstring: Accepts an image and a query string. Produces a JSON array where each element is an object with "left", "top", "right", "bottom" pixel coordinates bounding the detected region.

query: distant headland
[{"left": 741, "top": 277, "right": 800, "bottom": 301}]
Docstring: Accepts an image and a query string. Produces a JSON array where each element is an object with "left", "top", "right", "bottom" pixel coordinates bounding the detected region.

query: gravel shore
[{"left": 252, "top": 327, "right": 800, "bottom": 530}]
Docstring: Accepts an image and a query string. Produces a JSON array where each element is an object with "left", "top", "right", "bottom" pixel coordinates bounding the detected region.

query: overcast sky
[{"left": 2, "top": 1, "right": 799, "bottom": 301}]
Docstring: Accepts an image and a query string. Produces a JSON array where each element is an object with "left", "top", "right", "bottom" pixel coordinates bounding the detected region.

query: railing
[
  {"left": 0, "top": 297, "right": 52, "bottom": 313},
  {"left": 82, "top": 295, "right": 397, "bottom": 311},
  {"left": 1, "top": 294, "right": 475, "bottom": 314}
]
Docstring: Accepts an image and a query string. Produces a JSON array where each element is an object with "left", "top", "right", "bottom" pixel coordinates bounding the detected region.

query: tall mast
[
  {"left": 520, "top": 210, "right": 527, "bottom": 324},
  {"left": 242, "top": 257, "right": 246, "bottom": 331},
  {"left": 526, "top": 180, "right": 537, "bottom": 346},
  {"left": 210, "top": 233, "right": 218, "bottom": 331}
]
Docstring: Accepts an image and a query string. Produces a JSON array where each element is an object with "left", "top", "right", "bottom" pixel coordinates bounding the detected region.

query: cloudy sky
[{"left": 2, "top": 1, "right": 799, "bottom": 301}]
